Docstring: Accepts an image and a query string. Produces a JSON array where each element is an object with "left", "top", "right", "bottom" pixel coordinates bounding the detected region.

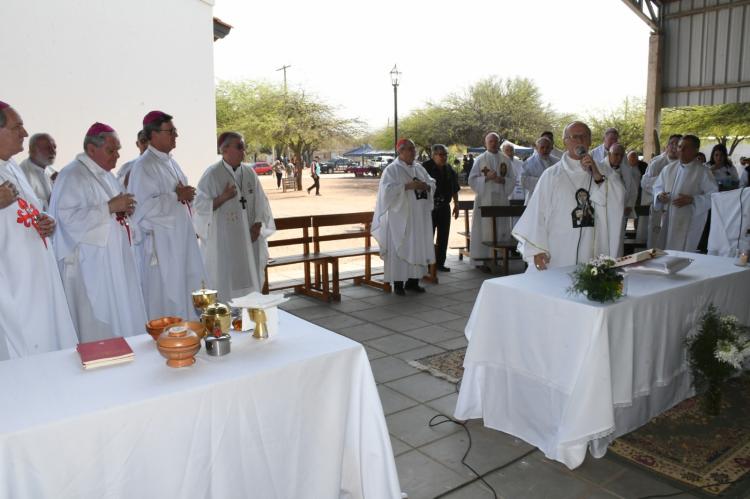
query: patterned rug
[
  {"left": 408, "top": 348, "right": 466, "bottom": 384},
  {"left": 411, "top": 349, "right": 750, "bottom": 496},
  {"left": 609, "top": 375, "right": 750, "bottom": 496}
]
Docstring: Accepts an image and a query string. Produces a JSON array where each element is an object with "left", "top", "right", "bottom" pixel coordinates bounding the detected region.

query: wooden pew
[
  {"left": 479, "top": 205, "right": 526, "bottom": 275},
  {"left": 311, "top": 212, "right": 391, "bottom": 301},
  {"left": 263, "top": 215, "right": 334, "bottom": 301},
  {"left": 623, "top": 205, "right": 651, "bottom": 254}
]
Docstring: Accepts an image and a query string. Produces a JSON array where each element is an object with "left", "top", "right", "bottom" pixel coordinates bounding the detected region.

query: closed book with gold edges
[{"left": 76, "top": 337, "right": 134, "bottom": 370}]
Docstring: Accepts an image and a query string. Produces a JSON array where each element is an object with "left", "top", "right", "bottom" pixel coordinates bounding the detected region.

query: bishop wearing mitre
[
  {"left": 49, "top": 122, "right": 147, "bottom": 342},
  {"left": 193, "top": 132, "right": 275, "bottom": 301}
]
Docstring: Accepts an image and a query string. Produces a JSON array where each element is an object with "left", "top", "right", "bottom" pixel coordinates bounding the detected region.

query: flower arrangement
[
  {"left": 686, "top": 305, "right": 750, "bottom": 415},
  {"left": 567, "top": 255, "right": 625, "bottom": 303}
]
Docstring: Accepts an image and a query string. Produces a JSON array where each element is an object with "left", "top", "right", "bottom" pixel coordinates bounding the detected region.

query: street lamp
[{"left": 390, "top": 64, "right": 400, "bottom": 157}]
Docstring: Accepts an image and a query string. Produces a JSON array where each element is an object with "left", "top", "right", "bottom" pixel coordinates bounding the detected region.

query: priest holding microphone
[{"left": 513, "top": 121, "right": 625, "bottom": 271}]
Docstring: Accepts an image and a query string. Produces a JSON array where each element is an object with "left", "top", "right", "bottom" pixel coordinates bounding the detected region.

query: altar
[
  {"left": 0, "top": 311, "right": 401, "bottom": 498},
  {"left": 454, "top": 252, "right": 750, "bottom": 469}
]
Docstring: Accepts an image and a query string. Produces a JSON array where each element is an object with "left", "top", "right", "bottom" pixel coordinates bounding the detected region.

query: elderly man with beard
[
  {"left": 49, "top": 123, "right": 147, "bottom": 342},
  {"left": 372, "top": 139, "right": 436, "bottom": 295},
  {"left": 19, "top": 132, "right": 57, "bottom": 210},
  {"left": 513, "top": 121, "right": 625, "bottom": 271},
  {"left": 0, "top": 100, "right": 77, "bottom": 359}
]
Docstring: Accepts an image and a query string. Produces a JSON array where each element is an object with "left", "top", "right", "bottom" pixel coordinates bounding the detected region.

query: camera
[{"left": 413, "top": 178, "right": 428, "bottom": 200}]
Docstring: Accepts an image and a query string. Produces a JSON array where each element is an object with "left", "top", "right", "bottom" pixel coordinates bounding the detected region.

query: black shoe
[
  {"left": 437, "top": 266, "right": 450, "bottom": 272},
  {"left": 394, "top": 282, "right": 405, "bottom": 296},
  {"left": 405, "top": 278, "right": 426, "bottom": 293}
]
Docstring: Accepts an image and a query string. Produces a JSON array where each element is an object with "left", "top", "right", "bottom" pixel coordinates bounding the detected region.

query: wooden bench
[
  {"left": 623, "top": 205, "right": 651, "bottom": 254},
  {"left": 263, "top": 215, "right": 334, "bottom": 301},
  {"left": 452, "top": 200, "right": 474, "bottom": 261},
  {"left": 479, "top": 205, "right": 526, "bottom": 275},
  {"left": 311, "top": 212, "right": 391, "bottom": 301},
  {"left": 282, "top": 177, "right": 297, "bottom": 193}
]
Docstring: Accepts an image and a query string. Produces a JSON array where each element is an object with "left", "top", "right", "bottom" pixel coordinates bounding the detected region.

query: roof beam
[{"left": 621, "top": 0, "right": 662, "bottom": 31}]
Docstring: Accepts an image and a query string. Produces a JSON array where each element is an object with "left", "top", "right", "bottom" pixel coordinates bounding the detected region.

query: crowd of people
[
  {"left": 0, "top": 101, "right": 274, "bottom": 360},
  {"left": 372, "top": 121, "right": 747, "bottom": 292}
]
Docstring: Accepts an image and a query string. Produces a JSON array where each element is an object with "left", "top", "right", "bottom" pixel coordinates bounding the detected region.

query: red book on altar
[{"left": 76, "top": 337, "right": 134, "bottom": 370}]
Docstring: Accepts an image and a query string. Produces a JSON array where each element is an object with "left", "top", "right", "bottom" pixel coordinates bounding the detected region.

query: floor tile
[
  {"left": 410, "top": 309, "right": 463, "bottom": 325},
  {"left": 402, "top": 324, "right": 463, "bottom": 344},
  {"left": 394, "top": 344, "right": 446, "bottom": 361},
  {"left": 338, "top": 322, "right": 395, "bottom": 342},
  {"left": 378, "top": 384, "right": 420, "bottom": 414},
  {"left": 386, "top": 372, "right": 456, "bottom": 402},
  {"left": 442, "top": 301, "right": 477, "bottom": 316},
  {"left": 603, "top": 468, "right": 688, "bottom": 499},
  {"left": 371, "top": 356, "right": 421, "bottom": 384},
  {"left": 366, "top": 334, "right": 428, "bottom": 355},
  {"left": 439, "top": 481, "right": 496, "bottom": 499},
  {"left": 349, "top": 306, "right": 403, "bottom": 322},
  {"left": 288, "top": 305, "right": 339, "bottom": 320},
  {"left": 440, "top": 318, "right": 469, "bottom": 333},
  {"left": 339, "top": 285, "right": 387, "bottom": 298},
  {"left": 361, "top": 294, "right": 408, "bottom": 306},
  {"left": 570, "top": 455, "right": 626, "bottom": 485},
  {"left": 390, "top": 436, "right": 412, "bottom": 457},
  {"left": 364, "top": 345, "right": 387, "bottom": 361},
  {"left": 378, "top": 315, "right": 432, "bottom": 333},
  {"left": 327, "top": 299, "right": 374, "bottom": 313},
  {"left": 310, "top": 312, "right": 364, "bottom": 330},
  {"left": 386, "top": 404, "right": 463, "bottom": 447},
  {"left": 424, "top": 284, "right": 465, "bottom": 296},
  {"left": 395, "top": 450, "right": 469, "bottom": 499},
  {"left": 483, "top": 453, "right": 590, "bottom": 499},
  {"left": 437, "top": 337, "right": 468, "bottom": 350},
  {"left": 424, "top": 392, "right": 459, "bottom": 417}
]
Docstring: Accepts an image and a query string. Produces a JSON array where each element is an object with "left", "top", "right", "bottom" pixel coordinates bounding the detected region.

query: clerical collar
[
  {"left": 222, "top": 159, "right": 241, "bottom": 171},
  {"left": 147, "top": 144, "right": 171, "bottom": 161}
]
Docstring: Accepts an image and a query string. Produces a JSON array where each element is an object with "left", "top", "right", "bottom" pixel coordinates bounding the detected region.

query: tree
[
  {"left": 661, "top": 104, "right": 750, "bottom": 155},
  {"left": 586, "top": 97, "right": 646, "bottom": 152}
]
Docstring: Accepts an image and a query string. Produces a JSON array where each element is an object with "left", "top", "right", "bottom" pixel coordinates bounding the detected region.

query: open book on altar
[
  {"left": 613, "top": 248, "right": 693, "bottom": 275},
  {"left": 77, "top": 337, "right": 134, "bottom": 370}
]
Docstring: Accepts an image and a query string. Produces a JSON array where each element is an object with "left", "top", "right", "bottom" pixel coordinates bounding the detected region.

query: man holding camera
[{"left": 423, "top": 144, "right": 460, "bottom": 272}]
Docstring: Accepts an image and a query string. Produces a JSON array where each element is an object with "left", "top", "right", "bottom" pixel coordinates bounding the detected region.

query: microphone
[{"left": 575, "top": 145, "right": 587, "bottom": 157}]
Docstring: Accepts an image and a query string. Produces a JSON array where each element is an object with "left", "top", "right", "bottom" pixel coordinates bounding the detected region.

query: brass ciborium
[
  {"left": 201, "top": 302, "right": 231, "bottom": 335},
  {"left": 192, "top": 282, "right": 218, "bottom": 315},
  {"left": 251, "top": 308, "right": 268, "bottom": 339}
]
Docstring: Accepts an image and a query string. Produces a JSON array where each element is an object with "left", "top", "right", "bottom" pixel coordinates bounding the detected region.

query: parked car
[
  {"left": 320, "top": 158, "right": 350, "bottom": 174},
  {"left": 252, "top": 161, "right": 273, "bottom": 175}
]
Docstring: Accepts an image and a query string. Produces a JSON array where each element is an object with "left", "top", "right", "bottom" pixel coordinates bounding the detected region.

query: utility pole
[{"left": 276, "top": 64, "right": 291, "bottom": 93}]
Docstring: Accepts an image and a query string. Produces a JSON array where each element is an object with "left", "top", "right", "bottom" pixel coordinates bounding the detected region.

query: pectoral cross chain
[{"left": 239, "top": 196, "right": 247, "bottom": 210}]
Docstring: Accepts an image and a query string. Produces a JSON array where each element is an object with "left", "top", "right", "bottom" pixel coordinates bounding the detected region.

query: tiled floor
[{"left": 279, "top": 255, "right": 701, "bottom": 499}]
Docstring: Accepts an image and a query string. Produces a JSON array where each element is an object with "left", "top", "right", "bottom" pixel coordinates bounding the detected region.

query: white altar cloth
[
  {"left": 454, "top": 252, "right": 750, "bottom": 469},
  {"left": 0, "top": 311, "right": 400, "bottom": 499}
]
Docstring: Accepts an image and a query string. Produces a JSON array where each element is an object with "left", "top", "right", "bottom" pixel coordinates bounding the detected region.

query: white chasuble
[
  {"left": 18, "top": 158, "right": 54, "bottom": 211},
  {"left": 193, "top": 160, "right": 275, "bottom": 302},
  {"left": 521, "top": 152, "right": 556, "bottom": 204},
  {"left": 0, "top": 159, "right": 77, "bottom": 360},
  {"left": 128, "top": 146, "right": 207, "bottom": 321},
  {"left": 49, "top": 153, "right": 147, "bottom": 342},
  {"left": 653, "top": 159, "right": 718, "bottom": 252},
  {"left": 372, "top": 159, "right": 436, "bottom": 282},
  {"left": 641, "top": 153, "right": 675, "bottom": 249},
  {"left": 512, "top": 153, "right": 625, "bottom": 270},
  {"left": 468, "top": 151, "right": 517, "bottom": 263}
]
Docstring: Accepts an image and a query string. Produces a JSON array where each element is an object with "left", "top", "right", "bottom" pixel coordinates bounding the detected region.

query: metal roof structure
[{"left": 622, "top": 0, "right": 750, "bottom": 156}]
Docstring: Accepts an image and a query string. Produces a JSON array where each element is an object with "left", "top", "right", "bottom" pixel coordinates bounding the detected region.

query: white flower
[
  {"left": 715, "top": 340, "right": 744, "bottom": 369},
  {"left": 590, "top": 267, "right": 599, "bottom": 276}
]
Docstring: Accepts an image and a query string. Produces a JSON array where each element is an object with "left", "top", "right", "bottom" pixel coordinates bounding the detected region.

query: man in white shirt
[
  {"left": 521, "top": 136, "right": 557, "bottom": 204},
  {"left": 49, "top": 123, "right": 147, "bottom": 342},
  {"left": 641, "top": 134, "right": 682, "bottom": 248},
  {"left": 541, "top": 131, "right": 564, "bottom": 161},
  {"left": 193, "top": 132, "right": 275, "bottom": 302},
  {"left": 372, "top": 139, "right": 435, "bottom": 295},
  {"left": 590, "top": 127, "right": 620, "bottom": 164},
  {"left": 0, "top": 100, "right": 77, "bottom": 360},
  {"left": 116, "top": 129, "right": 149, "bottom": 189},
  {"left": 18, "top": 133, "right": 57, "bottom": 211},
  {"left": 653, "top": 135, "right": 718, "bottom": 252},
  {"left": 513, "top": 121, "right": 625, "bottom": 271},
  {"left": 128, "top": 110, "right": 207, "bottom": 320},
  {"left": 600, "top": 143, "right": 636, "bottom": 254}
]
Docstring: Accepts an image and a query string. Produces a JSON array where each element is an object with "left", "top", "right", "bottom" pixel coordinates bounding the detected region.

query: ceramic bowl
[
  {"left": 146, "top": 316, "right": 183, "bottom": 341},
  {"left": 156, "top": 325, "right": 201, "bottom": 368}
]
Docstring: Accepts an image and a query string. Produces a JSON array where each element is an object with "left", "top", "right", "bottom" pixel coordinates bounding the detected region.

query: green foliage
[
  {"left": 216, "top": 80, "right": 363, "bottom": 161},
  {"left": 661, "top": 104, "right": 750, "bottom": 155},
  {"left": 586, "top": 97, "right": 646, "bottom": 152},
  {"left": 567, "top": 257, "right": 624, "bottom": 303}
]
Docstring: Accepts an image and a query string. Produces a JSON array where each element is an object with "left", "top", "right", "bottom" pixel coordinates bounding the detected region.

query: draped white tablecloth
[
  {"left": 0, "top": 311, "right": 401, "bottom": 499},
  {"left": 454, "top": 252, "right": 750, "bottom": 469}
]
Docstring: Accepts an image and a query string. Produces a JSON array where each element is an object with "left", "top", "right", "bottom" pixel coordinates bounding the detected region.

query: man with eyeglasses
[
  {"left": 423, "top": 144, "right": 460, "bottom": 272},
  {"left": 127, "top": 110, "right": 206, "bottom": 320},
  {"left": 513, "top": 121, "right": 625, "bottom": 271},
  {"left": 116, "top": 129, "right": 149, "bottom": 189},
  {"left": 193, "top": 132, "right": 275, "bottom": 301}
]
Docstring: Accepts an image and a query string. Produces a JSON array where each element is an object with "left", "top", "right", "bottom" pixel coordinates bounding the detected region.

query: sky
[{"left": 212, "top": 0, "right": 653, "bottom": 131}]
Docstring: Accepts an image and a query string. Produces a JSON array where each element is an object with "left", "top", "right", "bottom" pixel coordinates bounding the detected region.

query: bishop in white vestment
[
  {"left": 49, "top": 123, "right": 147, "bottom": 342},
  {"left": 468, "top": 132, "right": 517, "bottom": 264},
  {"left": 372, "top": 139, "right": 435, "bottom": 294},
  {"left": 0, "top": 102, "right": 77, "bottom": 360},
  {"left": 128, "top": 111, "right": 206, "bottom": 320},
  {"left": 193, "top": 132, "right": 275, "bottom": 302},
  {"left": 513, "top": 122, "right": 625, "bottom": 271},
  {"left": 653, "top": 135, "right": 718, "bottom": 252},
  {"left": 18, "top": 133, "right": 57, "bottom": 211}
]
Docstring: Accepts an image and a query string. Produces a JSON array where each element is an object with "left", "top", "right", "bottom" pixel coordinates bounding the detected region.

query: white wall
[{"left": 0, "top": 0, "right": 217, "bottom": 183}]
